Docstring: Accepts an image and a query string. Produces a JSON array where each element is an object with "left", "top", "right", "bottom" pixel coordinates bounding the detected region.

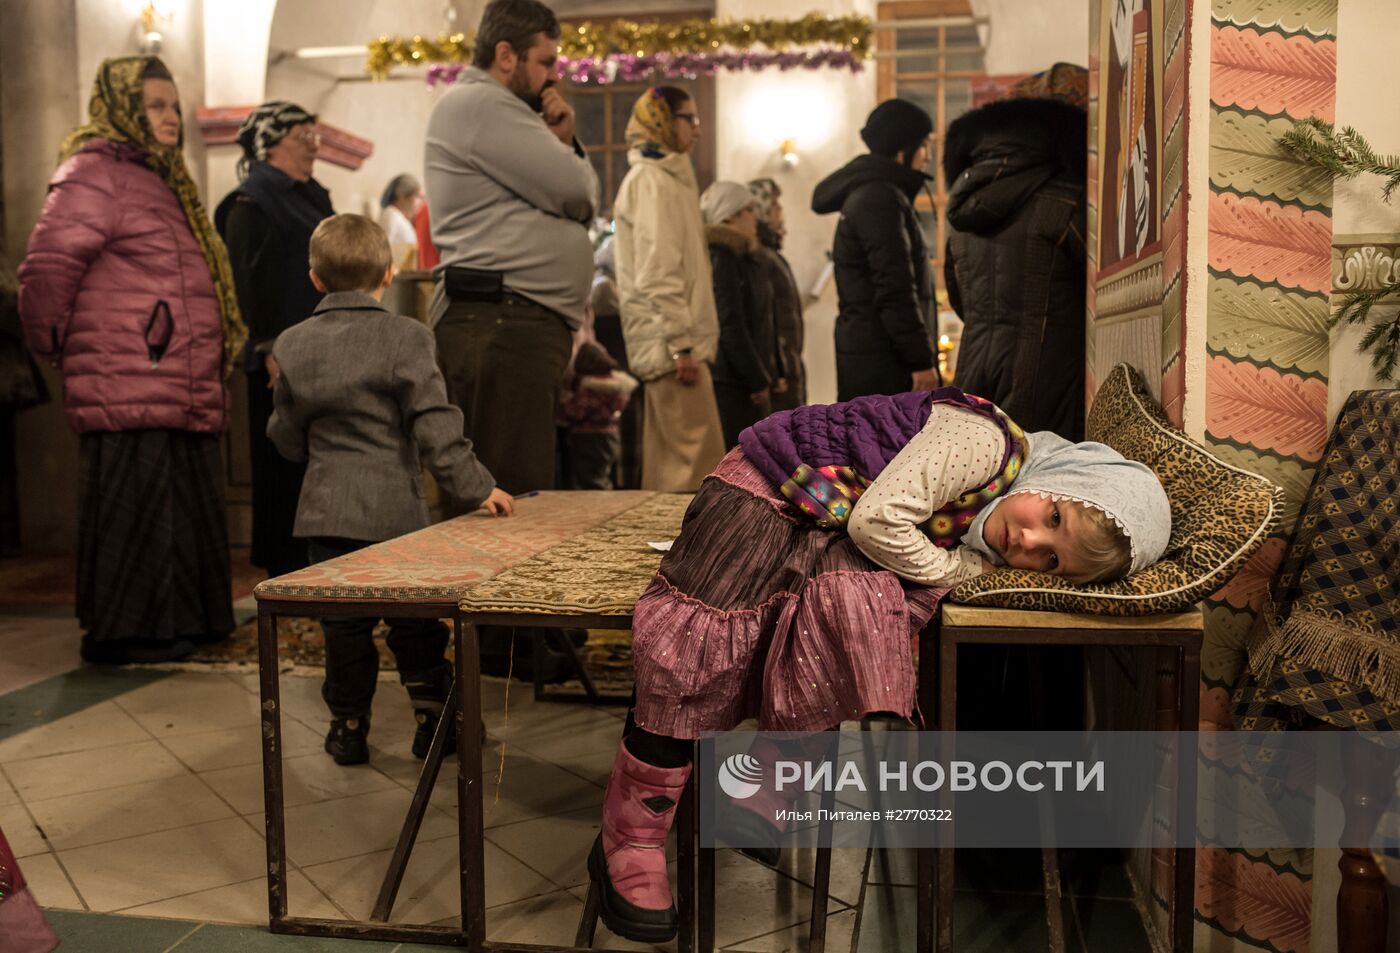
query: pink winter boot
[{"left": 588, "top": 741, "right": 691, "bottom": 942}]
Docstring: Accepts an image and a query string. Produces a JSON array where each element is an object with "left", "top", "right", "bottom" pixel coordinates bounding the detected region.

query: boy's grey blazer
[{"left": 268, "top": 291, "right": 495, "bottom": 542}]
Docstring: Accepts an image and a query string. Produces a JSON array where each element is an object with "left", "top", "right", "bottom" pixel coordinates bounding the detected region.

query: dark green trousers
[{"left": 433, "top": 295, "right": 573, "bottom": 495}]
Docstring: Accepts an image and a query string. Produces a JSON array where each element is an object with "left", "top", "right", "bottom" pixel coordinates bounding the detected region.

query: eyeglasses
[
  {"left": 673, "top": 113, "right": 701, "bottom": 128},
  {"left": 292, "top": 130, "right": 322, "bottom": 147}
]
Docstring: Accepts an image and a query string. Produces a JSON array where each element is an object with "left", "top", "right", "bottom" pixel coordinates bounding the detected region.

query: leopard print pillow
[{"left": 949, "top": 363, "right": 1284, "bottom": 616}]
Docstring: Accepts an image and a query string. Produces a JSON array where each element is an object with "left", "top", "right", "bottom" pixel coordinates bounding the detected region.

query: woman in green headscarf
[
  {"left": 612, "top": 86, "right": 725, "bottom": 493},
  {"left": 18, "top": 56, "right": 244, "bottom": 664}
]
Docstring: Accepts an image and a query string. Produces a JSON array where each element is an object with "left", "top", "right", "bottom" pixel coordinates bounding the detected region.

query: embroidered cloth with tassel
[{"left": 1233, "top": 389, "right": 1400, "bottom": 737}]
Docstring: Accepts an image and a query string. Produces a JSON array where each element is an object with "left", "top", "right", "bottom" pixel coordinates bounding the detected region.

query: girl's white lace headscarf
[{"left": 965, "top": 431, "right": 1171, "bottom": 575}]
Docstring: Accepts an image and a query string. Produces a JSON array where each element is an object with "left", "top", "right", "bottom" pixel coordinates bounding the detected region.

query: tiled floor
[{"left": 0, "top": 606, "right": 1151, "bottom": 952}]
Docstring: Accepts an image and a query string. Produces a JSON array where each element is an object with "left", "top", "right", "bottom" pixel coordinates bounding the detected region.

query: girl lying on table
[{"left": 588, "top": 386, "right": 1172, "bottom": 942}]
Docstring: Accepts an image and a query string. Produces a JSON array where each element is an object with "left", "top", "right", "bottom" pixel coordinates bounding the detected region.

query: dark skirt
[
  {"left": 77, "top": 430, "right": 234, "bottom": 643},
  {"left": 631, "top": 449, "right": 947, "bottom": 738}
]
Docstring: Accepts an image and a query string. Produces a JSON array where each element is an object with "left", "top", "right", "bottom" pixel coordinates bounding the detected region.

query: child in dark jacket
[
  {"left": 267, "top": 214, "right": 512, "bottom": 766},
  {"left": 558, "top": 340, "right": 638, "bottom": 490}
]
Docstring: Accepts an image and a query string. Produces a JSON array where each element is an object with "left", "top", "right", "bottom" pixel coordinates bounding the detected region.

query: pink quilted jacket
[{"left": 18, "top": 139, "right": 226, "bottom": 434}]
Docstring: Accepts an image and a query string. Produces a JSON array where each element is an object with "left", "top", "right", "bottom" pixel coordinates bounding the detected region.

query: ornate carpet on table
[
  {"left": 159, "top": 491, "right": 684, "bottom": 690},
  {"left": 165, "top": 618, "right": 636, "bottom": 694}
]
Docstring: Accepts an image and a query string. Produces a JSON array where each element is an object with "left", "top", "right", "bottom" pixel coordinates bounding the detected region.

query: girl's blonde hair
[{"left": 1070, "top": 504, "right": 1133, "bottom": 583}]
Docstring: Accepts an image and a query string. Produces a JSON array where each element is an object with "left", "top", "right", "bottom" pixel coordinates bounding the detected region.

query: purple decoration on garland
[{"left": 424, "top": 49, "right": 860, "bottom": 88}]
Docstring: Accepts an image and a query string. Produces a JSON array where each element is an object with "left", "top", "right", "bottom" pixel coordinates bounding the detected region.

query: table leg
[
  {"left": 810, "top": 771, "right": 836, "bottom": 953},
  {"left": 935, "top": 636, "right": 958, "bottom": 953},
  {"left": 1338, "top": 732, "right": 1390, "bottom": 953},
  {"left": 698, "top": 761, "right": 715, "bottom": 953},
  {"left": 257, "top": 606, "right": 289, "bottom": 926},
  {"left": 1172, "top": 643, "right": 1201, "bottom": 953},
  {"left": 1028, "top": 650, "right": 1067, "bottom": 953},
  {"left": 574, "top": 879, "right": 602, "bottom": 947},
  {"left": 458, "top": 619, "right": 487, "bottom": 950},
  {"left": 372, "top": 677, "right": 459, "bottom": 921},
  {"left": 698, "top": 848, "right": 715, "bottom": 953},
  {"left": 678, "top": 764, "right": 697, "bottom": 953},
  {"left": 915, "top": 621, "right": 938, "bottom": 953},
  {"left": 531, "top": 626, "right": 545, "bottom": 702}
]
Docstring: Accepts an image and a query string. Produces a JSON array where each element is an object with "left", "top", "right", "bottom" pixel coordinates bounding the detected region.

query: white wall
[
  {"left": 255, "top": 0, "right": 478, "bottom": 219},
  {"left": 712, "top": 0, "right": 879, "bottom": 403},
  {"left": 970, "top": 0, "right": 1088, "bottom": 75},
  {"left": 2, "top": 0, "right": 82, "bottom": 552},
  {"left": 204, "top": 0, "right": 279, "bottom": 106},
  {"left": 1327, "top": 0, "right": 1400, "bottom": 425}
]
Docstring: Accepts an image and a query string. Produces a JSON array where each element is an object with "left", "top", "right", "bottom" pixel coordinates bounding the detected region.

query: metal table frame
[
  {"left": 918, "top": 608, "right": 1203, "bottom": 953},
  {"left": 257, "top": 596, "right": 478, "bottom": 947},
  {"left": 255, "top": 595, "right": 667, "bottom": 951}
]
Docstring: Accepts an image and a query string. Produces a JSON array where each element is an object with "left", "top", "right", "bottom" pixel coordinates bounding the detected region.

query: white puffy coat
[{"left": 613, "top": 148, "right": 719, "bottom": 382}]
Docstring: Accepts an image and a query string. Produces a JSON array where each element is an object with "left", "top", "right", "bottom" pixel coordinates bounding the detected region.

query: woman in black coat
[
  {"left": 215, "top": 101, "right": 334, "bottom": 577},
  {"left": 942, "top": 86, "right": 1088, "bottom": 441},
  {"left": 812, "top": 99, "right": 940, "bottom": 402},
  {"left": 700, "top": 182, "right": 779, "bottom": 450}
]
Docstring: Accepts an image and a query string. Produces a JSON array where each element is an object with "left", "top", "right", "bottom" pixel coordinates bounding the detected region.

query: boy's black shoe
[
  {"left": 411, "top": 710, "right": 459, "bottom": 760},
  {"left": 403, "top": 663, "right": 457, "bottom": 760},
  {"left": 325, "top": 717, "right": 370, "bottom": 765}
]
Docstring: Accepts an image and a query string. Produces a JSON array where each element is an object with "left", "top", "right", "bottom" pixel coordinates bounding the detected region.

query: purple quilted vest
[
  {"left": 738, "top": 388, "right": 1022, "bottom": 535},
  {"left": 739, "top": 388, "right": 959, "bottom": 486}
]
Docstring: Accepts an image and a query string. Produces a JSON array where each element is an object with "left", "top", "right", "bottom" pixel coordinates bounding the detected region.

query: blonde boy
[{"left": 267, "top": 213, "right": 510, "bottom": 765}]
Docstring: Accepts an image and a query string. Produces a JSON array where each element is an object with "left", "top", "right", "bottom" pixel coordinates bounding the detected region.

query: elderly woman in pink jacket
[{"left": 18, "top": 56, "right": 246, "bottom": 665}]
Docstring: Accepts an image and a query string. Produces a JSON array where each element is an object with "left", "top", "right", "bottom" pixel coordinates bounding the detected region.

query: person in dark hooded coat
[
  {"left": 812, "top": 99, "right": 940, "bottom": 401},
  {"left": 942, "top": 77, "right": 1088, "bottom": 441}
]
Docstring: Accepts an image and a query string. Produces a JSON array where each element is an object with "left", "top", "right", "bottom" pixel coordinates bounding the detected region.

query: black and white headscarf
[{"left": 235, "top": 101, "right": 316, "bottom": 178}]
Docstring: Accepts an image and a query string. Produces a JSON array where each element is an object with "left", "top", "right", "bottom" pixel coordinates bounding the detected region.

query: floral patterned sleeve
[{"left": 847, "top": 404, "right": 1006, "bottom": 586}]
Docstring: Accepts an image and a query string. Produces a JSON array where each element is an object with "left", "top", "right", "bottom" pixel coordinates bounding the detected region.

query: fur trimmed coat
[
  {"left": 942, "top": 97, "right": 1088, "bottom": 442},
  {"left": 706, "top": 223, "right": 779, "bottom": 394}
]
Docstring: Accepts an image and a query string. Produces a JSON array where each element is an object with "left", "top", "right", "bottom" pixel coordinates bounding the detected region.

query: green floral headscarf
[{"left": 60, "top": 56, "right": 246, "bottom": 372}]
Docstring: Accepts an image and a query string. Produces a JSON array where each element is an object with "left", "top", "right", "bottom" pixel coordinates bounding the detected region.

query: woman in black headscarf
[{"left": 215, "top": 101, "right": 335, "bottom": 578}]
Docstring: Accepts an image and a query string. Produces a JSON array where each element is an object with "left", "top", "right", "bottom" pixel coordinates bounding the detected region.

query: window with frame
[
  {"left": 565, "top": 77, "right": 716, "bottom": 217},
  {"left": 875, "top": 0, "right": 986, "bottom": 289},
  {"left": 562, "top": 7, "right": 718, "bottom": 220}
]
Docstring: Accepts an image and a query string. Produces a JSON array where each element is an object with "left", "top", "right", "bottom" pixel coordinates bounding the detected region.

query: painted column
[
  {"left": 1196, "top": 3, "right": 1337, "bottom": 948},
  {"left": 1089, "top": 0, "right": 1340, "bottom": 949}
]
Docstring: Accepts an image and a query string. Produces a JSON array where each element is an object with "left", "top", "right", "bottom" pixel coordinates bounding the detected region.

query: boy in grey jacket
[{"left": 268, "top": 214, "right": 512, "bottom": 765}]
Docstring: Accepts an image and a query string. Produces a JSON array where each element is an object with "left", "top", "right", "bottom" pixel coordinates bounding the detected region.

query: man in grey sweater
[
  {"left": 424, "top": 0, "right": 597, "bottom": 496},
  {"left": 424, "top": 0, "right": 597, "bottom": 683}
]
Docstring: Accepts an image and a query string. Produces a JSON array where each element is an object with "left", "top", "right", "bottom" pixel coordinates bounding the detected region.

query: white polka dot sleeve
[{"left": 847, "top": 404, "right": 1006, "bottom": 586}]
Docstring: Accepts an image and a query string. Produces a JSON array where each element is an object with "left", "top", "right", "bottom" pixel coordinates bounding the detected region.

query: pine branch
[
  {"left": 1280, "top": 118, "right": 1400, "bottom": 200},
  {"left": 1332, "top": 279, "right": 1400, "bottom": 382},
  {"left": 1281, "top": 117, "right": 1400, "bottom": 381}
]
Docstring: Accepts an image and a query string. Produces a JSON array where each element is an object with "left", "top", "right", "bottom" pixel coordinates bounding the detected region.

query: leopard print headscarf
[{"left": 234, "top": 101, "right": 317, "bottom": 178}]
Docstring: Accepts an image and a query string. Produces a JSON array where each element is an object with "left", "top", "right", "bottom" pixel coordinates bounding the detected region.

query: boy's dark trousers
[{"left": 309, "top": 537, "right": 449, "bottom": 719}]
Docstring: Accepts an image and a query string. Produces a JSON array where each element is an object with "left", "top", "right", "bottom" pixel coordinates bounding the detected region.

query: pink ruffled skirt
[{"left": 631, "top": 449, "right": 947, "bottom": 738}]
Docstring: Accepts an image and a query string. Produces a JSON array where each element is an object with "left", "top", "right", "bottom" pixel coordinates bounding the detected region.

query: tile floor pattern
[{"left": 0, "top": 609, "right": 1151, "bottom": 952}]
